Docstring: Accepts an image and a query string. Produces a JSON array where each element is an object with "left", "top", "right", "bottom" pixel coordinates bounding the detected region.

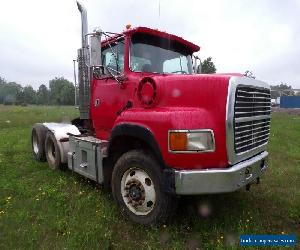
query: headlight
[{"left": 168, "top": 130, "right": 215, "bottom": 152}]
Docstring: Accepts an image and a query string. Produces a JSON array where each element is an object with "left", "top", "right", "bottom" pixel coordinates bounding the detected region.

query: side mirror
[
  {"left": 90, "top": 32, "right": 102, "bottom": 79},
  {"left": 193, "top": 55, "right": 202, "bottom": 74},
  {"left": 90, "top": 33, "right": 102, "bottom": 67}
]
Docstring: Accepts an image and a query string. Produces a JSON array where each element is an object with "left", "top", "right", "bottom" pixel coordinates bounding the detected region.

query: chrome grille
[{"left": 234, "top": 86, "right": 271, "bottom": 154}]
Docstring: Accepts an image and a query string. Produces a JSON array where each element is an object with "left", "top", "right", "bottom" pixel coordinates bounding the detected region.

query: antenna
[{"left": 158, "top": 0, "right": 161, "bottom": 29}]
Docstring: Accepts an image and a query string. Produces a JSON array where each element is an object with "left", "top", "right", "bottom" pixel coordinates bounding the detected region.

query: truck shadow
[
  {"left": 164, "top": 192, "right": 255, "bottom": 247},
  {"left": 173, "top": 188, "right": 263, "bottom": 230},
  {"left": 176, "top": 192, "right": 246, "bottom": 221}
]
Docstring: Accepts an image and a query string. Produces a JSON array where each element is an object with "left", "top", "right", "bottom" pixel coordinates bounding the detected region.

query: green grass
[{"left": 0, "top": 105, "right": 299, "bottom": 249}]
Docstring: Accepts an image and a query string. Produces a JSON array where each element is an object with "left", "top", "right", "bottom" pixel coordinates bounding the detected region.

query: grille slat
[
  {"left": 236, "top": 124, "right": 270, "bottom": 135},
  {"left": 235, "top": 128, "right": 270, "bottom": 141},
  {"left": 235, "top": 110, "right": 271, "bottom": 115},
  {"left": 236, "top": 105, "right": 270, "bottom": 109},
  {"left": 235, "top": 115, "right": 270, "bottom": 122},
  {"left": 234, "top": 85, "right": 271, "bottom": 154},
  {"left": 236, "top": 137, "right": 269, "bottom": 151},
  {"left": 236, "top": 96, "right": 271, "bottom": 100},
  {"left": 237, "top": 90, "right": 270, "bottom": 96},
  {"left": 235, "top": 132, "right": 270, "bottom": 145},
  {"left": 235, "top": 120, "right": 270, "bottom": 130},
  {"left": 236, "top": 101, "right": 270, "bottom": 104}
]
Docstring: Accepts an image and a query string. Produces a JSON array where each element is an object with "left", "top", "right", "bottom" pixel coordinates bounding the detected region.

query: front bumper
[{"left": 174, "top": 151, "right": 268, "bottom": 195}]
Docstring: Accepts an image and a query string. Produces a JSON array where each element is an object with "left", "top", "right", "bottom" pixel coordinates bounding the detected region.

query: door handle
[{"left": 95, "top": 99, "right": 100, "bottom": 107}]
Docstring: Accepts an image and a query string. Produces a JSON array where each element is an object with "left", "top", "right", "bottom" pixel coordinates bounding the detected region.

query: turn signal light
[{"left": 169, "top": 132, "right": 188, "bottom": 151}]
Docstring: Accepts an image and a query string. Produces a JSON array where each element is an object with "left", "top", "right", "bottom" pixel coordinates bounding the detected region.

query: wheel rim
[
  {"left": 121, "top": 167, "right": 156, "bottom": 215},
  {"left": 32, "top": 130, "right": 39, "bottom": 154}
]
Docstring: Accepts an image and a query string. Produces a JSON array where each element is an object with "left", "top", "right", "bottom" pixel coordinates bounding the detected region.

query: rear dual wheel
[
  {"left": 31, "top": 124, "right": 62, "bottom": 170},
  {"left": 44, "top": 131, "right": 62, "bottom": 170},
  {"left": 31, "top": 124, "right": 47, "bottom": 162},
  {"left": 112, "top": 150, "right": 177, "bottom": 225}
]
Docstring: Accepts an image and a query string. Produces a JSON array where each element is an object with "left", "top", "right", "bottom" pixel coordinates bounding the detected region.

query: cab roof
[{"left": 101, "top": 26, "right": 200, "bottom": 53}]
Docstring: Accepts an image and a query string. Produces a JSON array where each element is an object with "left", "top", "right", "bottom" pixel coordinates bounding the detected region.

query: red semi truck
[{"left": 31, "top": 2, "right": 270, "bottom": 224}]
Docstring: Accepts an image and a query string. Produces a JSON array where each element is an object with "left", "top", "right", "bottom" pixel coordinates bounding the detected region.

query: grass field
[{"left": 0, "top": 105, "right": 299, "bottom": 249}]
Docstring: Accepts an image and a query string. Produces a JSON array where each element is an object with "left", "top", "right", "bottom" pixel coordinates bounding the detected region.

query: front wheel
[{"left": 111, "top": 150, "right": 177, "bottom": 225}]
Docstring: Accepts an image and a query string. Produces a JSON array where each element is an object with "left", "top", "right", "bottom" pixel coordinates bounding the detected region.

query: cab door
[{"left": 91, "top": 39, "right": 129, "bottom": 140}]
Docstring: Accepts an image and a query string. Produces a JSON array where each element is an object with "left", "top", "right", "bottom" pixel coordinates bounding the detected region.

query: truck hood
[{"left": 151, "top": 74, "right": 232, "bottom": 110}]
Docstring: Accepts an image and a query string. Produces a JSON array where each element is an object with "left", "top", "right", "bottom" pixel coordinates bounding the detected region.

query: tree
[
  {"left": 201, "top": 57, "right": 216, "bottom": 74},
  {"left": 0, "top": 75, "right": 76, "bottom": 106},
  {"left": 37, "top": 84, "right": 49, "bottom": 105},
  {"left": 23, "top": 85, "right": 36, "bottom": 104},
  {"left": 49, "top": 77, "right": 75, "bottom": 105},
  {"left": 0, "top": 81, "right": 23, "bottom": 104},
  {"left": 270, "top": 83, "right": 294, "bottom": 98},
  {"left": 0, "top": 76, "right": 6, "bottom": 85},
  {"left": 60, "top": 83, "right": 75, "bottom": 105},
  {"left": 0, "top": 77, "right": 7, "bottom": 103}
]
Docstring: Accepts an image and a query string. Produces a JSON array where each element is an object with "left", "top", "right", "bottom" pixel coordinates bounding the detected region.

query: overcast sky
[{"left": 0, "top": 0, "right": 299, "bottom": 89}]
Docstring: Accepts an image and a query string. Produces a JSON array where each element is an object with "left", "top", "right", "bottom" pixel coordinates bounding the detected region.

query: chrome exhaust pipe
[
  {"left": 76, "top": 1, "right": 90, "bottom": 119},
  {"left": 76, "top": 1, "right": 88, "bottom": 48}
]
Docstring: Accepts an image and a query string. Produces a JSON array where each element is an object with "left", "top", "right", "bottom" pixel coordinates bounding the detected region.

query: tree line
[
  {"left": 0, "top": 77, "right": 75, "bottom": 105},
  {"left": 270, "top": 83, "right": 300, "bottom": 98},
  {"left": 1, "top": 67, "right": 297, "bottom": 106}
]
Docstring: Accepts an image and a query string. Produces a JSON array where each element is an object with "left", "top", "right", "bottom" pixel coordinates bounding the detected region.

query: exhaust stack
[
  {"left": 76, "top": 1, "right": 90, "bottom": 119},
  {"left": 76, "top": 1, "right": 88, "bottom": 48}
]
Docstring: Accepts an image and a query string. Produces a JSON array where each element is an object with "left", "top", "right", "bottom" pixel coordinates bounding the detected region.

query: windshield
[{"left": 130, "top": 33, "right": 193, "bottom": 74}]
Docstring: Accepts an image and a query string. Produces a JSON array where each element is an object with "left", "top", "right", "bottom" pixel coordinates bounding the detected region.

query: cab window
[{"left": 102, "top": 40, "right": 125, "bottom": 74}]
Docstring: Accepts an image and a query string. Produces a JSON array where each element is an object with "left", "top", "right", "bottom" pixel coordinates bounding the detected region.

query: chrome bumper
[{"left": 174, "top": 151, "right": 268, "bottom": 195}]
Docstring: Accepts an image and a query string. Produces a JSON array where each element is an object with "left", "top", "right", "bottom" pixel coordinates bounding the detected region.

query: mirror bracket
[{"left": 193, "top": 55, "right": 202, "bottom": 74}]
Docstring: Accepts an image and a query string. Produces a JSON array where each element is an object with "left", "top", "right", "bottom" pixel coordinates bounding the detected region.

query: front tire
[{"left": 111, "top": 150, "right": 177, "bottom": 225}]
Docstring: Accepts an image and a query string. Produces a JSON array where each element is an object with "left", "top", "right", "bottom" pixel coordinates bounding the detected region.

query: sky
[{"left": 0, "top": 0, "right": 299, "bottom": 89}]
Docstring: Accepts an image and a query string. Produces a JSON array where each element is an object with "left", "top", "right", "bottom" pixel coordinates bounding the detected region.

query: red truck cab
[
  {"left": 31, "top": 3, "right": 270, "bottom": 225},
  {"left": 91, "top": 25, "right": 269, "bottom": 173}
]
